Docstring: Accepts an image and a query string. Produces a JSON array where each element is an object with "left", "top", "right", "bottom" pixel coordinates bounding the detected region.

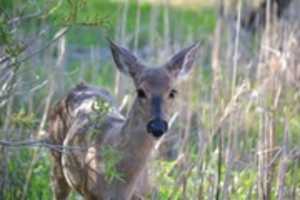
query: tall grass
[{"left": 0, "top": 0, "right": 300, "bottom": 199}]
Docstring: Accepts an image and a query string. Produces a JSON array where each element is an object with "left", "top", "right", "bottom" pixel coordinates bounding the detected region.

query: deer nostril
[{"left": 147, "top": 119, "right": 168, "bottom": 138}]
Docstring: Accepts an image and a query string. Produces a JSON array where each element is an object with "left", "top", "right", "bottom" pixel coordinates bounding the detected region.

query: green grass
[
  {"left": 45, "top": 0, "right": 216, "bottom": 46},
  {"left": 7, "top": 0, "right": 300, "bottom": 199},
  {"left": 1, "top": 1, "right": 216, "bottom": 198},
  {"left": 5, "top": 149, "right": 52, "bottom": 200}
]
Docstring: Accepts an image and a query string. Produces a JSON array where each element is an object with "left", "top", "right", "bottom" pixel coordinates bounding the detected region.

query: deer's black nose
[{"left": 147, "top": 118, "right": 168, "bottom": 138}]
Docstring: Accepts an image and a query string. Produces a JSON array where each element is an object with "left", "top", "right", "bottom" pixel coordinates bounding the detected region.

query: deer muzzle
[
  {"left": 147, "top": 96, "right": 169, "bottom": 138},
  {"left": 147, "top": 118, "right": 168, "bottom": 138}
]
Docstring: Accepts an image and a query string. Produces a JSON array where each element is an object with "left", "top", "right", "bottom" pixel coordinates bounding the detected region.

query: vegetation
[{"left": 0, "top": 0, "right": 300, "bottom": 199}]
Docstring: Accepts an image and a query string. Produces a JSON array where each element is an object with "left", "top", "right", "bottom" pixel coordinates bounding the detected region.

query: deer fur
[{"left": 48, "top": 41, "right": 199, "bottom": 200}]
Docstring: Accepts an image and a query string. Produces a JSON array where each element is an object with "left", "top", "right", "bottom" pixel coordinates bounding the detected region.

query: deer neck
[
  {"left": 104, "top": 99, "right": 156, "bottom": 196},
  {"left": 120, "top": 99, "right": 156, "bottom": 159}
]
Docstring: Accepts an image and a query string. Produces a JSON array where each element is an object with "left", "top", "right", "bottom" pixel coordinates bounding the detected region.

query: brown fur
[{"left": 48, "top": 42, "right": 199, "bottom": 200}]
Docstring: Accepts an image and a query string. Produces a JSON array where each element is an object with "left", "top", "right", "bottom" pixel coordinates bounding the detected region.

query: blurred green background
[{"left": 1, "top": 0, "right": 300, "bottom": 199}]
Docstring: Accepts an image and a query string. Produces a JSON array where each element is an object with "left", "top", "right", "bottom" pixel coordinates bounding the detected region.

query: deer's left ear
[{"left": 165, "top": 43, "right": 199, "bottom": 79}]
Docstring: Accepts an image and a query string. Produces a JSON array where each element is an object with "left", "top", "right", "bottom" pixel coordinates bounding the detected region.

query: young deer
[{"left": 48, "top": 41, "right": 199, "bottom": 200}]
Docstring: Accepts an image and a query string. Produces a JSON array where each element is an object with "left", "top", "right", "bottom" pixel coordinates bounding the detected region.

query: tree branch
[{"left": 6, "top": 27, "right": 69, "bottom": 68}]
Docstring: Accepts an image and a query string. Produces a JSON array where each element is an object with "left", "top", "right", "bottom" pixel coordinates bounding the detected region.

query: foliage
[
  {"left": 4, "top": 150, "right": 52, "bottom": 200},
  {"left": 1, "top": 0, "right": 300, "bottom": 199},
  {"left": 10, "top": 110, "right": 38, "bottom": 129},
  {"left": 100, "top": 145, "right": 125, "bottom": 184}
]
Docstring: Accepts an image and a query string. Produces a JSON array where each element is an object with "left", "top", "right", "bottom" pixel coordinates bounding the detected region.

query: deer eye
[
  {"left": 169, "top": 89, "right": 177, "bottom": 99},
  {"left": 137, "top": 89, "right": 147, "bottom": 99}
]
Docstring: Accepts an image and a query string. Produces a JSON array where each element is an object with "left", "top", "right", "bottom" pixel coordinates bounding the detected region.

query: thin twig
[
  {"left": 0, "top": 139, "right": 47, "bottom": 147},
  {"left": 6, "top": 27, "right": 69, "bottom": 68},
  {"left": 8, "top": 11, "right": 42, "bottom": 25}
]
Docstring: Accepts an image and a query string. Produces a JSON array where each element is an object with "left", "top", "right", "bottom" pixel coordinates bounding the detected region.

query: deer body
[{"left": 48, "top": 41, "right": 199, "bottom": 200}]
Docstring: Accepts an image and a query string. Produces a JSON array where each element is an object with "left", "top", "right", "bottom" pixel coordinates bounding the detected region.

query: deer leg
[{"left": 51, "top": 156, "right": 71, "bottom": 200}]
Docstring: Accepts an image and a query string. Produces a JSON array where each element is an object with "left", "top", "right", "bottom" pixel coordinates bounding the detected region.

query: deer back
[{"left": 48, "top": 83, "right": 125, "bottom": 192}]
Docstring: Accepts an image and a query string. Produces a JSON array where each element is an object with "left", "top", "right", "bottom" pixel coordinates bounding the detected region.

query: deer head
[{"left": 110, "top": 41, "right": 199, "bottom": 138}]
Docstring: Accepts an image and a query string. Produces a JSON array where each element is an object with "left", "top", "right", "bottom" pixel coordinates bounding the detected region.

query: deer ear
[
  {"left": 165, "top": 43, "right": 199, "bottom": 79},
  {"left": 109, "top": 40, "right": 144, "bottom": 79}
]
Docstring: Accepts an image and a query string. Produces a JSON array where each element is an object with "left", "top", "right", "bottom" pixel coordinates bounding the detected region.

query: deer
[{"left": 48, "top": 41, "right": 199, "bottom": 200}]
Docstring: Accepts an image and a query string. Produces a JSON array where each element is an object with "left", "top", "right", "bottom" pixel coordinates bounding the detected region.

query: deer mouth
[{"left": 147, "top": 118, "right": 168, "bottom": 138}]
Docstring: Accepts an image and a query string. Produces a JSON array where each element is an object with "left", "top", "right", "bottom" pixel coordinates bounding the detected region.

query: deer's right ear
[{"left": 109, "top": 41, "right": 144, "bottom": 79}]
